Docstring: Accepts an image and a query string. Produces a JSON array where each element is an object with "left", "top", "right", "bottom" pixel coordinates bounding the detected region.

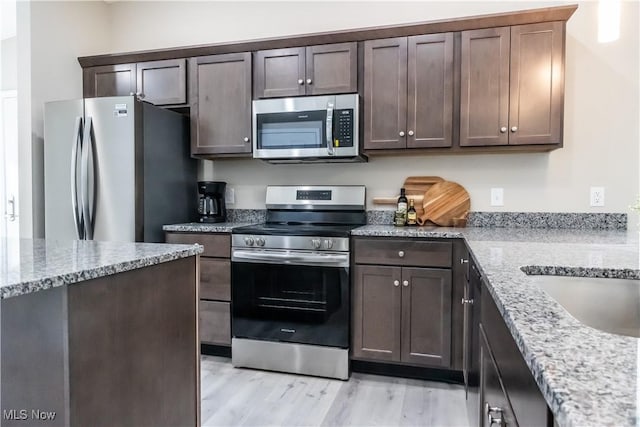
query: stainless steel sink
[{"left": 527, "top": 275, "right": 640, "bottom": 338}]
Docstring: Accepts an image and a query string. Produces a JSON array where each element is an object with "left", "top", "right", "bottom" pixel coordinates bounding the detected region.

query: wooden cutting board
[
  {"left": 419, "top": 181, "right": 470, "bottom": 226},
  {"left": 372, "top": 176, "right": 443, "bottom": 218}
]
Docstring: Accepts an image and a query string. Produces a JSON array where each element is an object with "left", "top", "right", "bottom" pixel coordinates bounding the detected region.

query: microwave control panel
[{"left": 333, "top": 109, "right": 354, "bottom": 147}]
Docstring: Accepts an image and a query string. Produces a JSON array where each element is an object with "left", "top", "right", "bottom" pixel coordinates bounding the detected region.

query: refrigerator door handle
[
  {"left": 71, "top": 116, "right": 84, "bottom": 239},
  {"left": 81, "top": 116, "right": 96, "bottom": 240}
]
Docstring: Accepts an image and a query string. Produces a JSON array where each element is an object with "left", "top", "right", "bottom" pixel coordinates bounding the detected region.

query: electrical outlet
[
  {"left": 490, "top": 188, "right": 504, "bottom": 206},
  {"left": 225, "top": 187, "right": 235, "bottom": 205},
  {"left": 590, "top": 186, "right": 605, "bottom": 207}
]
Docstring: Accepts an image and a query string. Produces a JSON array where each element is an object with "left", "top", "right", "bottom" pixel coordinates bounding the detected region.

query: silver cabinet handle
[
  {"left": 398, "top": 251, "right": 405, "bottom": 257},
  {"left": 402, "top": 280, "right": 409, "bottom": 287},
  {"left": 243, "top": 137, "right": 250, "bottom": 142},
  {"left": 460, "top": 258, "right": 469, "bottom": 264},
  {"left": 511, "top": 126, "right": 518, "bottom": 132},
  {"left": 408, "top": 130, "right": 414, "bottom": 136},
  {"left": 461, "top": 298, "right": 474, "bottom": 305},
  {"left": 297, "top": 79, "right": 304, "bottom": 85},
  {"left": 399, "top": 131, "right": 405, "bottom": 137},
  {"left": 306, "top": 78, "right": 312, "bottom": 84},
  {"left": 500, "top": 127, "right": 507, "bottom": 133},
  {"left": 488, "top": 415, "right": 503, "bottom": 426},
  {"left": 393, "top": 280, "right": 400, "bottom": 287}
]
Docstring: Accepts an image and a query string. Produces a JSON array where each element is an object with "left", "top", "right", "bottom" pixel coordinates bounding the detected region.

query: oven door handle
[{"left": 232, "top": 250, "right": 349, "bottom": 267}]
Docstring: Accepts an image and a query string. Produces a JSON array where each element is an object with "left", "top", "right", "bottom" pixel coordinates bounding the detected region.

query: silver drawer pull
[
  {"left": 393, "top": 280, "right": 400, "bottom": 287},
  {"left": 402, "top": 280, "right": 409, "bottom": 287},
  {"left": 398, "top": 251, "right": 405, "bottom": 258}
]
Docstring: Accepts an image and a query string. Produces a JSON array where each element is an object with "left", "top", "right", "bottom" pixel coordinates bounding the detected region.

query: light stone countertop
[
  {"left": 163, "top": 222, "right": 254, "bottom": 233},
  {"left": 353, "top": 225, "right": 639, "bottom": 427},
  {"left": 0, "top": 238, "right": 203, "bottom": 299}
]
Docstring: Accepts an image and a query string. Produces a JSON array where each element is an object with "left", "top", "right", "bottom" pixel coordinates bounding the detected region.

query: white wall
[
  {"left": 2, "top": 37, "right": 17, "bottom": 90},
  {"left": 18, "top": 1, "right": 110, "bottom": 237},
  {"left": 105, "top": 1, "right": 639, "bottom": 228}
]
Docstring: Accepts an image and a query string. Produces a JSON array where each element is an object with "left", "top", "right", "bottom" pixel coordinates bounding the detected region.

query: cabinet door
[
  {"left": 363, "top": 38, "right": 408, "bottom": 150},
  {"left": 254, "top": 47, "right": 306, "bottom": 98},
  {"left": 83, "top": 64, "right": 137, "bottom": 98},
  {"left": 136, "top": 59, "right": 187, "bottom": 105},
  {"left": 407, "top": 33, "right": 454, "bottom": 148},
  {"left": 509, "top": 22, "right": 564, "bottom": 145},
  {"left": 306, "top": 42, "right": 357, "bottom": 95},
  {"left": 352, "top": 265, "right": 402, "bottom": 362},
  {"left": 480, "top": 326, "right": 518, "bottom": 427},
  {"left": 400, "top": 268, "right": 452, "bottom": 367},
  {"left": 460, "top": 27, "right": 510, "bottom": 147},
  {"left": 190, "top": 53, "right": 252, "bottom": 155}
]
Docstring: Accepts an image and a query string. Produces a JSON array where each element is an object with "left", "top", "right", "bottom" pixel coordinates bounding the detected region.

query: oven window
[
  {"left": 256, "top": 110, "right": 326, "bottom": 150},
  {"left": 232, "top": 262, "right": 349, "bottom": 348}
]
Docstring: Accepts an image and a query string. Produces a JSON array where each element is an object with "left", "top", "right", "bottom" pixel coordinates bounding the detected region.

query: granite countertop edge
[
  {"left": 163, "top": 222, "right": 253, "bottom": 233},
  {"left": 1, "top": 243, "right": 203, "bottom": 300}
]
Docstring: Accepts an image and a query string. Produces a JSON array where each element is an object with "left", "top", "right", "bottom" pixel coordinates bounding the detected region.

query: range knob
[
  {"left": 311, "top": 239, "right": 322, "bottom": 249},
  {"left": 244, "top": 236, "right": 255, "bottom": 246},
  {"left": 255, "top": 237, "right": 266, "bottom": 247},
  {"left": 324, "top": 239, "right": 334, "bottom": 249}
]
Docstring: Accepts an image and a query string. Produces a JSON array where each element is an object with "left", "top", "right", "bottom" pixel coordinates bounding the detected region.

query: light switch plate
[
  {"left": 490, "top": 188, "right": 504, "bottom": 206},
  {"left": 225, "top": 188, "right": 235, "bottom": 205}
]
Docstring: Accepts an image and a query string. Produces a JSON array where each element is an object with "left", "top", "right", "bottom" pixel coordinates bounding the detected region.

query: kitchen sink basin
[{"left": 527, "top": 275, "right": 640, "bottom": 338}]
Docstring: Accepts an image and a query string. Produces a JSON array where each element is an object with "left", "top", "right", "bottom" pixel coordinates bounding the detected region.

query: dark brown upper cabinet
[
  {"left": 254, "top": 43, "right": 358, "bottom": 98},
  {"left": 136, "top": 59, "right": 187, "bottom": 105},
  {"left": 83, "top": 63, "right": 137, "bottom": 98},
  {"left": 83, "top": 59, "right": 187, "bottom": 106},
  {"left": 364, "top": 34, "right": 454, "bottom": 151},
  {"left": 460, "top": 22, "right": 564, "bottom": 147},
  {"left": 189, "top": 53, "right": 252, "bottom": 156}
]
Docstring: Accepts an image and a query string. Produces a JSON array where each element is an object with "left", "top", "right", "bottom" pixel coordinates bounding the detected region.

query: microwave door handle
[{"left": 326, "top": 103, "right": 334, "bottom": 155}]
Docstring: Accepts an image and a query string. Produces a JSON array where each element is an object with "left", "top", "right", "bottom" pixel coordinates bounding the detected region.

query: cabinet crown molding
[{"left": 77, "top": 4, "right": 577, "bottom": 68}]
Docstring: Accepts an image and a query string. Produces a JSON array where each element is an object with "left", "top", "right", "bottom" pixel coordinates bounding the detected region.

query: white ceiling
[{"left": 1, "top": 0, "right": 17, "bottom": 40}]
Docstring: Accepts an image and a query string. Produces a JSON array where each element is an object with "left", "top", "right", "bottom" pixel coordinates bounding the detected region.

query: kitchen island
[
  {"left": 0, "top": 238, "right": 203, "bottom": 427},
  {"left": 352, "top": 225, "right": 639, "bottom": 427}
]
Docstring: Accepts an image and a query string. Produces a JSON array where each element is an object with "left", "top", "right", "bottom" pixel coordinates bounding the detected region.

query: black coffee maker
[{"left": 198, "top": 181, "right": 227, "bottom": 223}]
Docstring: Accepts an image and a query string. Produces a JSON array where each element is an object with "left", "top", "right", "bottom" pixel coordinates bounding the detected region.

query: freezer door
[
  {"left": 84, "top": 96, "right": 137, "bottom": 242},
  {"left": 44, "top": 99, "right": 85, "bottom": 240}
]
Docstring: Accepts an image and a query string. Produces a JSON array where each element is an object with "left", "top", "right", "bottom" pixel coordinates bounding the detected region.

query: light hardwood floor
[{"left": 201, "top": 356, "right": 472, "bottom": 427}]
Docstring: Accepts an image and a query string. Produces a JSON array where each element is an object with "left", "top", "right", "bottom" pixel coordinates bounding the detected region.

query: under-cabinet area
[{"left": 78, "top": 5, "right": 575, "bottom": 159}]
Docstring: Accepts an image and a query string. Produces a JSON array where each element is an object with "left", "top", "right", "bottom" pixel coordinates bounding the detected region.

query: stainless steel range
[{"left": 231, "top": 185, "right": 366, "bottom": 380}]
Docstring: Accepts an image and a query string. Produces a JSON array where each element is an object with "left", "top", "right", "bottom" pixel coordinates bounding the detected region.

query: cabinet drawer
[
  {"left": 200, "top": 258, "right": 230, "bottom": 301},
  {"left": 165, "top": 232, "right": 230, "bottom": 258},
  {"left": 481, "top": 287, "right": 550, "bottom": 427},
  {"left": 199, "top": 301, "right": 230, "bottom": 346},
  {"left": 354, "top": 239, "right": 452, "bottom": 267}
]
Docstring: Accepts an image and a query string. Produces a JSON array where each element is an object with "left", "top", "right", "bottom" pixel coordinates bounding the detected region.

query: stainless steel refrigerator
[{"left": 44, "top": 96, "right": 197, "bottom": 243}]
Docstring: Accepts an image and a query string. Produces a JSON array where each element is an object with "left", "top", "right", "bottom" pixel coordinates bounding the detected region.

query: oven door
[{"left": 231, "top": 248, "right": 350, "bottom": 348}]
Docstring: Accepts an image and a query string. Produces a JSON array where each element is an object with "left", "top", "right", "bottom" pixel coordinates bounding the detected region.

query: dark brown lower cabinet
[
  {"left": 199, "top": 300, "right": 231, "bottom": 346},
  {"left": 166, "top": 232, "right": 232, "bottom": 348},
  {"left": 480, "top": 325, "right": 518, "bottom": 427},
  {"left": 479, "top": 279, "right": 553, "bottom": 427},
  {"left": 352, "top": 264, "right": 452, "bottom": 368}
]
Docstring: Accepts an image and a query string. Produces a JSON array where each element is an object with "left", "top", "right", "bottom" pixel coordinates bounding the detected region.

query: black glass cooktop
[{"left": 232, "top": 223, "right": 361, "bottom": 238}]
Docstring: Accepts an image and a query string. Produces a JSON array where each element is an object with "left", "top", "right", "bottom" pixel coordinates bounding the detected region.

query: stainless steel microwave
[{"left": 252, "top": 94, "right": 365, "bottom": 163}]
